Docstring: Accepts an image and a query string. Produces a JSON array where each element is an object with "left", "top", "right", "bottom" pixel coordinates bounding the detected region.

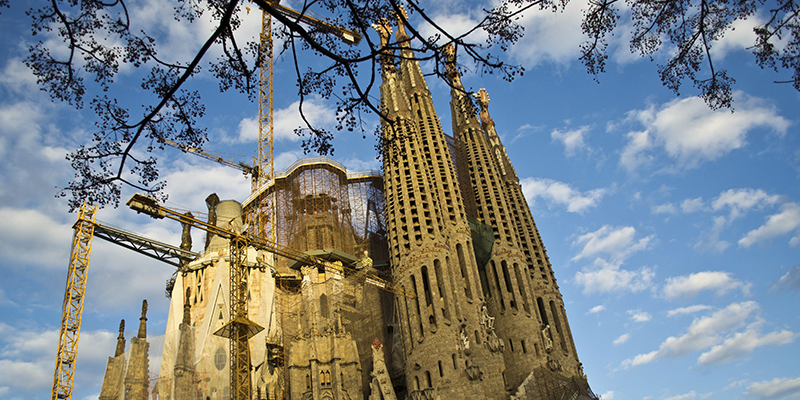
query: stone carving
[
  {"left": 546, "top": 355, "right": 562, "bottom": 372},
  {"left": 541, "top": 324, "right": 554, "bottom": 353},
  {"left": 480, "top": 303, "right": 495, "bottom": 332},
  {"left": 465, "top": 359, "right": 484, "bottom": 381},
  {"left": 487, "top": 331, "right": 505, "bottom": 353},
  {"left": 369, "top": 338, "right": 398, "bottom": 400},
  {"left": 460, "top": 324, "right": 470, "bottom": 352}
]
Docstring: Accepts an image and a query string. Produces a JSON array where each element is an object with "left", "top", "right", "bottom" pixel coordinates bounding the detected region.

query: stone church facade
[{"left": 99, "top": 12, "right": 596, "bottom": 400}]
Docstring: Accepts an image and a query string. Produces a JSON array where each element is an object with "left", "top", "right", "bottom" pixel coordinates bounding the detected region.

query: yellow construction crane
[
  {"left": 51, "top": 7, "right": 362, "bottom": 400},
  {"left": 52, "top": 203, "right": 96, "bottom": 400},
  {"left": 252, "top": 1, "right": 361, "bottom": 243},
  {"left": 51, "top": 205, "right": 201, "bottom": 400},
  {"left": 126, "top": 193, "right": 405, "bottom": 400}
]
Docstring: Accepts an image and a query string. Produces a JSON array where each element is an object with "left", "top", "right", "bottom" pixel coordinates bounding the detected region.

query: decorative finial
[
  {"left": 180, "top": 212, "right": 193, "bottom": 251},
  {"left": 114, "top": 319, "right": 126, "bottom": 357},
  {"left": 372, "top": 337, "right": 382, "bottom": 350},
  {"left": 372, "top": 19, "right": 393, "bottom": 48},
  {"left": 137, "top": 299, "right": 148, "bottom": 339},
  {"left": 394, "top": 6, "right": 410, "bottom": 44},
  {"left": 183, "top": 288, "right": 192, "bottom": 326}
]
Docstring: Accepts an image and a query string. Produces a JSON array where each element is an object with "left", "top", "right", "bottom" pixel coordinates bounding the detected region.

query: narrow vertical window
[
  {"left": 514, "top": 263, "right": 531, "bottom": 315},
  {"left": 551, "top": 300, "right": 568, "bottom": 352},
  {"left": 457, "top": 243, "right": 473, "bottom": 299},
  {"left": 501, "top": 261, "right": 517, "bottom": 310},
  {"left": 491, "top": 261, "right": 505, "bottom": 310},
  {"left": 537, "top": 297, "right": 548, "bottom": 325},
  {"left": 434, "top": 259, "right": 450, "bottom": 320},
  {"left": 411, "top": 276, "right": 425, "bottom": 337}
]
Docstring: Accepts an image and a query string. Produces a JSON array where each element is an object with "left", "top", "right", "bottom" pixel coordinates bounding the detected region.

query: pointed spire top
[
  {"left": 372, "top": 19, "right": 393, "bottom": 48},
  {"left": 182, "top": 288, "right": 192, "bottom": 326},
  {"left": 444, "top": 43, "right": 464, "bottom": 89},
  {"left": 474, "top": 88, "right": 498, "bottom": 137},
  {"left": 114, "top": 319, "right": 126, "bottom": 357},
  {"left": 394, "top": 6, "right": 410, "bottom": 44},
  {"left": 137, "top": 299, "right": 148, "bottom": 339}
]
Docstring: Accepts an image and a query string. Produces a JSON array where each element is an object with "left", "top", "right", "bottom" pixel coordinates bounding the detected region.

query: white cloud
[
  {"left": 712, "top": 188, "right": 782, "bottom": 221},
  {"left": 0, "top": 208, "right": 73, "bottom": 269},
  {"left": 613, "top": 334, "right": 631, "bottom": 346},
  {"left": 681, "top": 197, "right": 705, "bottom": 213},
  {"left": 746, "top": 376, "right": 800, "bottom": 399},
  {"left": 274, "top": 150, "right": 306, "bottom": 171},
  {"left": 574, "top": 263, "right": 655, "bottom": 295},
  {"left": 588, "top": 305, "right": 606, "bottom": 314},
  {"left": 662, "top": 271, "right": 750, "bottom": 300},
  {"left": 652, "top": 203, "right": 678, "bottom": 215},
  {"left": 628, "top": 310, "right": 652, "bottom": 322},
  {"left": 572, "top": 225, "right": 653, "bottom": 263},
  {"left": 619, "top": 129, "right": 653, "bottom": 173},
  {"left": 234, "top": 97, "right": 338, "bottom": 143},
  {"left": 0, "top": 323, "right": 117, "bottom": 395},
  {"left": 739, "top": 203, "right": 800, "bottom": 248},
  {"left": 698, "top": 322, "right": 795, "bottom": 365},
  {"left": 621, "top": 301, "right": 759, "bottom": 368},
  {"left": 774, "top": 266, "right": 800, "bottom": 292},
  {"left": 551, "top": 126, "right": 591, "bottom": 157},
  {"left": 709, "top": 16, "right": 766, "bottom": 60},
  {"left": 509, "top": 0, "right": 586, "bottom": 65},
  {"left": 572, "top": 225, "right": 655, "bottom": 294},
  {"left": 0, "top": 58, "right": 38, "bottom": 95},
  {"left": 667, "top": 305, "right": 713, "bottom": 317},
  {"left": 521, "top": 178, "right": 608, "bottom": 214},
  {"left": 619, "top": 94, "right": 790, "bottom": 173},
  {"left": 665, "top": 391, "right": 697, "bottom": 400},
  {"left": 601, "top": 390, "right": 617, "bottom": 399}
]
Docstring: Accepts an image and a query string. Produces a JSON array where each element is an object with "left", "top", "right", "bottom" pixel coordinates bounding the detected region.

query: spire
[
  {"left": 114, "top": 319, "right": 125, "bottom": 357},
  {"left": 474, "top": 88, "right": 519, "bottom": 182},
  {"left": 182, "top": 288, "right": 192, "bottom": 326},
  {"left": 137, "top": 299, "right": 148, "bottom": 339}
]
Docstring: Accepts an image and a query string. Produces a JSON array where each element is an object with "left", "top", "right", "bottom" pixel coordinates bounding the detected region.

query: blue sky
[{"left": 1, "top": 0, "right": 799, "bottom": 399}]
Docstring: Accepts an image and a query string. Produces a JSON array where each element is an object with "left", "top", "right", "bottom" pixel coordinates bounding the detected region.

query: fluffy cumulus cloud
[
  {"left": 774, "top": 266, "right": 800, "bottom": 292},
  {"left": 697, "top": 323, "right": 796, "bottom": 365},
  {"left": 661, "top": 271, "right": 750, "bottom": 300},
  {"left": 618, "top": 94, "right": 790, "bottom": 173},
  {"left": 739, "top": 203, "right": 800, "bottom": 248},
  {"left": 681, "top": 197, "right": 705, "bottom": 213},
  {"left": 620, "top": 302, "right": 795, "bottom": 369},
  {"left": 572, "top": 225, "right": 653, "bottom": 263},
  {"left": 551, "top": 125, "right": 591, "bottom": 157},
  {"left": 572, "top": 225, "right": 655, "bottom": 294},
  {"left": 652, "top": 203, "right": 678, "bottom": 215},
  {"left": 712, "top": 188, "right": 783, "bottom": 221},
  {"left": 628, "top": 310, "right": 653, "bottom": 322},
  {"left": 0, "top": 322, "right": 117, "bottom": 396},
  {"left": 693, "top": 189, "right": 787, "bottom": 253},
  {"left": 234, "top": 97, "right": 337, "bottom": 143},
  {"left": 507, "top": 0, "right": 586, "bottom": 65},
  {"left": 746, "top": 376, "right": 800, "bottom": 399},
  {"left": 521, "top": 177, "right": 608, "bottom": 214}
]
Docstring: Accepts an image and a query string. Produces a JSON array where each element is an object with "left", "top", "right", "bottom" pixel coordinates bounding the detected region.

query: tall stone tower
[
  {"left": 378, "top": 9, "right": 594, "bottom": 400},
  {"left": 376, "top": 12, "right": 506, "bottom": 399}
]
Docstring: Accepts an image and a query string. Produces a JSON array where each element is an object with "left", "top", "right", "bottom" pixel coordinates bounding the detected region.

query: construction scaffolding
[{"left": 243, "top": 157, "right": 387, "bottom": 273}]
